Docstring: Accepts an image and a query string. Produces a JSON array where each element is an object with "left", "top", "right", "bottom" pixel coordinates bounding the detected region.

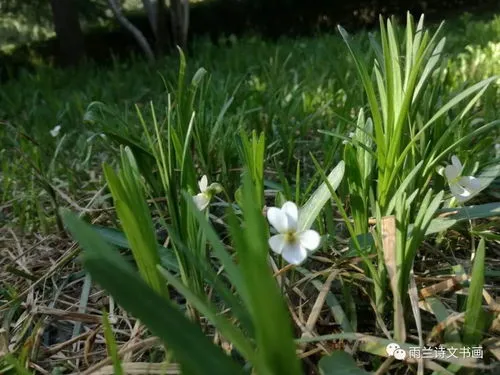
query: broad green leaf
[
  {"left": 385, "top": 161, "right": 423, "bottom": 216},
  {"left": 162, "top": 204, "right": 255, "bottom": 336},
  {"left": 338, "top": 25, "right": 385, "bottom": 164},
  {"left": 103, "top": 148, "right": 166, "bottom": 297},
  {"left": 298, "top": 161, "right": 345, "bottom": 231},
  {"left": 228, "top": 171, "right": 302, "bottom": 375},
  {"left": 346, "top": 233, "right": 375, "bottom": 257},
  {"left": 426, "top": 202, "right": 500, "bottom": 235},
  {"left": 90, "top": 225, "right": 179, "bottom": 272},
  {"left": 475, "top": 163, "right": 500, "bottom": 195},
  {"left": 463, "top": 238, "right": 486, "bottom": 345},
  {"left": 181, "top": 191, "right": 248, "bottom": 309},
  {"left": 424, "top": 297, "right": 462, "bottom": 344},
  {"left": 412, "top": 37, "right": 446, "bottom": 102},
  {"left": 1, "top": 355, "right": 33, "bottom": 375},
  {"left": 319, "top": 351, "right": 370, "bottom": 375},
  {"left": 62, "top": 210, "right": 244, "bottom": 375},
  {"left": 157, "top": 265, "right": 257, "bottom": 367},
  {"left": 347, "top": 202, "right": 500, "bottom": 256},
  {"left": 299, "top": 333, "right": 479, "bottom": 367},
  {"left": 103, "top": 131, "right": 161, "bottom": 196}
]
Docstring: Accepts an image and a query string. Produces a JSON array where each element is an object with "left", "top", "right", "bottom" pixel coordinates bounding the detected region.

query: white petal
[
  {"left": 198, "top": 175, "right": 208, "bottom": 192},
  {"left": 268, "top": 234, "right": 286, "bottom": 254},
  {"left": 267, "top": 207, "right": 289, "bottom": 233},
  {"left": 449, "top": 182, "right": 470, "bottom": 202},
  {"left": 444, "top": 164, "right": 460, "bottom": 182},
  {"left": 281, "top": 201, "right": 298, "bottom": 230},
  {"left": 50, "top": 125, "right": 61, "bottom": 137},
  {"left": 459, "top": 176, "right": 481, "bottom": 192},
  {"left": 299, "top": 230, "right": 321, "bottom": 251},
  {"left": 193, "top": 193, "right": 210, "bottom": 210},
  {"left": 281, "top": 243, "right": 308, "bottom": 265},
  {"left": 451, "top": 155, "right": 463, "bottom": 173}
]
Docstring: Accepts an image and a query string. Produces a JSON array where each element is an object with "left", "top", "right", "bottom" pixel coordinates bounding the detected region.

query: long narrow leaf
[{"left": 62, "top": 210, "right": 245, "bottom": 375}]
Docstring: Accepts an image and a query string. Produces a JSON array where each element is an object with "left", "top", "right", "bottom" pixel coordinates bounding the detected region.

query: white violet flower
[
  {"left": 50, "top": 125, "right": 61, "bottom": 137},
  {"left": 444, "top": 155, "right": 480, "bottom": 203},
  {"left": 267, "top": 201, "right": 321, "bottom": 265},
  {"left": 342, "top": 132, "right": 355, "bottom": 145},
  {"left": 193, "top": 175, "right": 223, "bottom": 210}
]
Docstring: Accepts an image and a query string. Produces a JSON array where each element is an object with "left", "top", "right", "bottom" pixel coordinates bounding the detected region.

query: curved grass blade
[
  {"left": 319, "top": 351, "right": 370, "bottom": 375},
  {"left": 90, "top": 225, "right": 179, "bottom": 272},
  {"left": 298, "top": 161, "right": 345, "bottom": 231},
  {"left": 62, "top": 210, "right": 245, "bottom": 375},
  {"left": 228, "top": 171, "right": 303, "bottom": 375},
  {"left": 426, "top": 202, "right": 500, "bottom": 235},
  {"left": 463, "top": 238, "right": 486, "bottom": 345}
]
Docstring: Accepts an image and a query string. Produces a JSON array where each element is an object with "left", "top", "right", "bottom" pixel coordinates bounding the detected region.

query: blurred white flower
[
  {"left": 342, "top": 132, "right": 355, "bottom": 145},
  {"left": 50, "top": 125, "right": 61, "bottom": 137},
  {"left": 444, "top": 155, "right": 480, "bottom": 203},
  {"left": 193, "top": 175, "right": 223, "bottom": 210},
  {"left": 267, "top": 201, "right": 321, "bottom": 265}
]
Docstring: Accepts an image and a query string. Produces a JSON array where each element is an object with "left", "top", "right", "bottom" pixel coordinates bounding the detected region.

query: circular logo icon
[
  {"left": 393, "top": 348, "right": 407, "bottom": 360},
  {"left": 386, "top": 343, "right": 400, "bottom": 356}
]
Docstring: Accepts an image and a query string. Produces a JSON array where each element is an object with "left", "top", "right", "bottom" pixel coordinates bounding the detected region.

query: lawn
[{"left": 1, "top": 11, "right": 500, "bottom": 375}]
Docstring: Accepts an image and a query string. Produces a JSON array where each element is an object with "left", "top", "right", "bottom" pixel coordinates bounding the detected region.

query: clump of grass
[{"left": 0, "top": 10, "right": 499, "bottom": 375}]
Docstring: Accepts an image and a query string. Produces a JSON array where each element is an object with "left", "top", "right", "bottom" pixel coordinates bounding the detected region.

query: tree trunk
[
  {"left": 155, "top": 0, "right": 170, "bottom": 53},
  {"left": 169, "top": 0, "right": 189, "bottom": 51},
  {"left": 142, "top": 0, "right": 170, "bottom": 54},
  {"left": 49, "top": 0, "right": 85, "bottom": 66}
]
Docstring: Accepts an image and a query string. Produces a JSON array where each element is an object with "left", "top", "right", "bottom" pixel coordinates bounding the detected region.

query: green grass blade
[
  {"left": 463, "top": 238, "right": 486, "bottom": 345},
  {"left": 228, "top": 171, "right": 302, "bottom": 375},
  {"left": 103, "top": 149, "right": 166, "bottom": 297},
  {"left": 90, "top": 225, "right": 180, "bottom": 272},
  {"left": 62, "top": 210, "right": 245, "bottom": 375},
  {"left": 181, "top": 191, "right": 248, "bottom": 304},
  {"left": 337, "top": 25, "right": 385, "bottom": 164},
  {"left": 157, "top": 265, "right": 257, "bottom": 366},
  {"left": 426, "top": 202, "right": 500, "bottom": 235},
  {"left": 298, "top": 161, "right": 345, "bottom": 231},
  {"left": 319, "top": 351, "right": 370, "bottom": 375},
  {"left": 102, "top": 311, "right": 123, "bottom": 375}
]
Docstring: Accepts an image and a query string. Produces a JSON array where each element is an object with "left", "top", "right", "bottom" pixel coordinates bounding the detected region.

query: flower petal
[
  {"left": 267, "top": 207, "right": 289, "bottom": 233},
  {"left": 444, "top": 165, "right": 460, "bottom": 182},
  {"left": 281, "top": 242, "right": 308, "bottom": 265},
  {"left": 198, "top": 175, "right": 208, "bottom": 192},
  {"left": 449, "top": 182, "right": 470, "bottom": 202},
  {"left": 281, "top": 201, "right": 298, "bottom": 230},
  {"left": 459, "top": 176, "right": 481, "bottom": 192},
  {"left": 50, "top": 125, "right": 61, "bottom": 137},
  {"left": 268, "top": 234, "right": 286, "bottom": 254},
  {"left": 299, "top": 230, "right": 321, "bottom": 251},
  {"left": 193, "top": 193, "right": 210, "bottom": 210},
  {"left": 451, "top": 155, "right": 463, "bottom": 173}
]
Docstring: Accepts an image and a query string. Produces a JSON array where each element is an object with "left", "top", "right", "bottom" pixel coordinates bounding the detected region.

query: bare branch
[{"left": 107, "top": 0, "right": 155, "bottom": 62}]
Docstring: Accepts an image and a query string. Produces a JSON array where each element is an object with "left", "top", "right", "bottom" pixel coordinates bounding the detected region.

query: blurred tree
[
  {"left": 49, "top": 0, "right": 85, "bottom": 65},
  {"left": 130, "top": 0, "right": 190, "bottom": 54},
  {"left": 1, "top": 0, "right": 190, "bottom": 61},
  {"left": 169, "top": 0, "right": 189, "bottom": 51}
]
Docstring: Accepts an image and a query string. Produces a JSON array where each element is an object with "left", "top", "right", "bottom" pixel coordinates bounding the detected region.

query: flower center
[{"left": 284, "top": 231, "right": 298, "bottom": 244}]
